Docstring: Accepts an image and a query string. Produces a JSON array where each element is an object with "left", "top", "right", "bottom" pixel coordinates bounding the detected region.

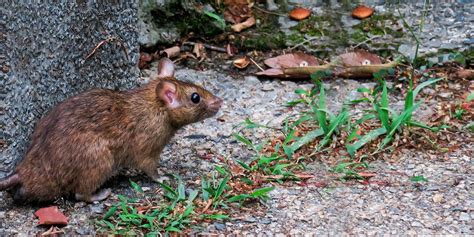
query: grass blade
[
  {"left": 376, "top": 81, "right": 391, "bottom": 131},
  {"left": 379, "top": 101, "right": 421, "bottom": 150},
  {"left": 213, "top": 176, "right": 229, "bottom": 203},
  {"left": 289, "top": 128, "right": 324, "bottom": 153},
  {"left": 250, "top": 186, "right": 275, "bottom": 198},
  {"left": 413, "top": 78, "right": 442, "bottom": 100},
  {"left": 158, "top": 182, "right": 177, "bottom": 199},
  {"left": 232, "top": 133, "right": 253, "bottom": 147},
  {"left": 346, "top": 127, "right": 387, "bottom": 157},
  {"left": 130, "top": 180, "right": 144, "bottom": 193},
  {"left": 318, "top": 109, "right": 348, "bottom": 150}
]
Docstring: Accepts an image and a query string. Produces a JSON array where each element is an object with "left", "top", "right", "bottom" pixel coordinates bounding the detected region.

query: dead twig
[
  {"left": 85, "top": 36, "right": 129, "bottom": 61},
  {"left": 289, "top": 36, "right": 319, "bottom": 50},
  {"left": 201, "top": 199, "right": 213, "bottom": 213},
  {"left": 351, "top": 35, "right": 382, "bottom": 49},
  {"left": 253, "top": 6, "right": 287, "bottom": 17},
  {"left": 183, "top": 42, "right": 227, "bottom": 53},
  {"left": 249, "top": 57, "right": 264, "bottom": 71}
]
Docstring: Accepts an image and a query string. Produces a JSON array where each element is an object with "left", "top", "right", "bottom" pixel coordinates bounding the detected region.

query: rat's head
[
  {"left": 154, "top": 58, "right": 222, "bottom": 127},
  {"left": 156, "top": 79, "right": 222, "bottom": 127}
]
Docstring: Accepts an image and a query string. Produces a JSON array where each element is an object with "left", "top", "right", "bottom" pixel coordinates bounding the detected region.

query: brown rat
[{"left": 0, "top": 58, "right": 222, "bottom": 203}]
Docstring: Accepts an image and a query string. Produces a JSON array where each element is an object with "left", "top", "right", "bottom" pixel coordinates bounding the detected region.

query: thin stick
[
  {"left": 201, "top": 199, "right": 213, "bottom": 213},
  {"left": 249, "top": 57, "right": 264, "bottom": 71},
  {"left": 85, "top": 36, "right": 129, "bottom": 60},
  {"left": 183, "top": 42, "right": 227, "bottom": 53},
  {"left": 289, "top": 37, "right": 318, "bottom": 50},
  {"left": 351, "top": 35, "right": 382, "bottom": 49},
  {"left": 253, "top": 6, "right": 287, "bottom": 17}
]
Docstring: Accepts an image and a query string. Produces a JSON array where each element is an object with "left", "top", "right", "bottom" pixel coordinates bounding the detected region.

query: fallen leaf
[
  {"left": 289, "top": 8, "right": 311, "bottom": 21},
  {"left": 255, "top": 68, "right": 285, "bottom": 77},
  {"left": 224, "top": 3, "right": 252, "bottom": 24},
  {"left": 159, "top": 46, "right": 180, "bottom": 58},
  {"left": 231, "top": 16, "right": 256, "bottom": 32},
  {"left": 138, "top": 52, "right": 153, "bottom": 69},
  {"left": 357, "top": 172, "right": 377, "bottom": 179},
  {"left": 233, "top": 56, "right": 250, "bottom": 69},
  {"left": 40, "top": 226, "right": 64, "bottom": 236},
  {"left": 352, "top": 5, "right": 374, "bottom": 19},
  {"left": 34, "top": 206, "right": 68, "bottom": 226},
  {"left": 226, "top": 44, "right": 238, "bottom": 56},
  {"left": 338, "top": 51, "right": 382, "bottom": 66},
  {"left": 264, "top": 53, "right": 319, "bottom": 69},
  {"left": 193, "top": 43, "right": 207, "bottom": 61},
  {"left": 452, "top": 68, "right": 474, "bottom": 80}
]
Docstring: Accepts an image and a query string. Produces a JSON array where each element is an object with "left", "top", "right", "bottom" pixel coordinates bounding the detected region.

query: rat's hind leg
[
  {"left": 135, "top": 157, "right": 160, "bottom": 181},
  {"left": 75, "top": 188, "right": 111, "bottom": 202},
  {"left": 9, "top": 185, "right": 27, "bottom": 203}
]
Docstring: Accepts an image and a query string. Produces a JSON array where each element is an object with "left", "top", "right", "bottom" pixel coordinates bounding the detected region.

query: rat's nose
[{"left": 209, "top": 97, "right": 223, "bottom": 112}]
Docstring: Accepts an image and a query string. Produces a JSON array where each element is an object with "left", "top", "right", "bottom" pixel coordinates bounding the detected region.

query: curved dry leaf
[
  {"left": 159, "top": 46, "right": 180, "bottom": 58},
  {"left": 264, "top": 53, "right": 319, "bottom": 69},
  {"left": 233, "top": 57, "right": 250, "bottom": 69},
  {"left": 193, "top": 43, "right": 207, "bottom": 60},
  {"left": 224, "top": 3, "right": 252, "bottom": 24},
  {"left": 256, "top": 68, "right": 285, "bottom": 77},
  {"left": 338, "top": 51, "right": 382, "bottom": 66},
  {"left": 231, "top": 16, "right": 256, "bottom": 32}
]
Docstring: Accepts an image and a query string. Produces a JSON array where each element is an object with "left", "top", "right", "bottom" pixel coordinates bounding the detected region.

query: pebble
[
  {"left": 459, "top": 212, "right": 470, "bottom": 221},
  {"left": 432, "top": 193, "right": 444, "bottom": 203},
  {"left": 214, "top": 223, "right": 226, "bottom": 231}
]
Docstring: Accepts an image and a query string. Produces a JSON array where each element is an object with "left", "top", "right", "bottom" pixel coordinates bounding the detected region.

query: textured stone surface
[{"left": 0, "top": 1, "right": 139, "bottom": 176}]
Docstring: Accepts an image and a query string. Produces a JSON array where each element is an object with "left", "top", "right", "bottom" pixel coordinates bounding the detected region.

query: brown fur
[{"left": 4, "top": 77, "right": 221, "bottom": 203}]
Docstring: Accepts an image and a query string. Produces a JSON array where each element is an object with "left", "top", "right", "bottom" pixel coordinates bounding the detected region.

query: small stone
[
  {"left": 411, "top": 221, "right": 423, "bottom": 227},
  {"left": 459, "top": 212, "right": 470, "bottom": 221},
  {"left": 214, "top": 223, "right": 226, "bottom": 231},
  {"left": 0, "top": 211, "right": 5, "bottom": 219},
  {"left": 432, "top": 194, "right": 443, "bottom": 203},
  {"left": 245, "top": 217, "right": 257, "bottom": 223},
  {"left": 90, "top": 204, "right": 104, "bottom": 214}
]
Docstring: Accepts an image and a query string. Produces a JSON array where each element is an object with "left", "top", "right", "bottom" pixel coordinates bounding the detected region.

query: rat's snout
[{"left": 208, "top": 96, "right": 223, "bottom": 113}]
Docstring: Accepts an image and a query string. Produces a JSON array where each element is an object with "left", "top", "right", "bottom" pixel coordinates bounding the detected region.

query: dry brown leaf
[
  {"left": 193, "top": 43, "right": 207, "bottom": 61},
  {"left": 289, "top": 8, "right": 311, "bottom": 21},
  {"left": 352, "top": 5, "right": 374, "bottom": 19},
  {"left": 224, "top": 3, "right": 252, "bottom": 24},
  {"left": 255, "top": 68, "right": 285, "bottom": 77},
  {"left": 160, "top": 46, "right": 181, "bottom": 58},
  {"left": 233, "top": 56, "right": 250, "bottom": 69},
  {"left": 264, "top": 53, "right": 319, "bottom": 69},
  {"left": 231, "top": 16, "right": 256, "bottom": 32},
  {"left": 138, "top": 52, "right": 153, "bottom": 69},
  {"left": 357, "top": 172, "right": 377, "bottom": 179},
  {"left": 338, "top": 51, "right": 382, "bottom": 66}
]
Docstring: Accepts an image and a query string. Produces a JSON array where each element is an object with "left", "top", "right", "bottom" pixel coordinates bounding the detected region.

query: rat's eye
[{"left": 191, "top": 92, "right": 200, "bottom": 104}]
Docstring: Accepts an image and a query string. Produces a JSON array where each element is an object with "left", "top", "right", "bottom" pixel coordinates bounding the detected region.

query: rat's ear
[
  {"left": 157, "top": 58, "right": 175, "bottom": 78},
  {"left": 156, "top": 81, "right": 180, "bottom": 108}
]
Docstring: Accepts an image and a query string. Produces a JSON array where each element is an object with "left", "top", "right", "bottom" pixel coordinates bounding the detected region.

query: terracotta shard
[
  {"left": 34, "top": 206, "right": 68, "bottom": 226},
  {"left": 289, "top": 8, "right": 311, "bottom": 21},
  {"left": 352, "top": 5, "right": 374, "bottom": 20}
]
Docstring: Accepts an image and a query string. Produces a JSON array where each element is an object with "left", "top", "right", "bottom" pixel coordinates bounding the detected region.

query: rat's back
[{"left": 12, "top": 89, "right": 130, "bottom": 202}]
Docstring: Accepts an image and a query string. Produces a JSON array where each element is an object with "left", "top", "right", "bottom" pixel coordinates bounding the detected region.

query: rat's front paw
[{"left": 153, "top": 176, "right": 170, "bottom": 183}]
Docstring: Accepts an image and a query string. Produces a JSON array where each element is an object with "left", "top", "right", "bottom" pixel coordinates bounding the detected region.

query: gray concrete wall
[{"left": 0, "top": 1, "right": 140, "bottom": 177}]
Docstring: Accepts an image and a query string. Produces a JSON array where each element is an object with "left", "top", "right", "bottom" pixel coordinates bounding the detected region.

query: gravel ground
[
  {"left": 1, "top": 1, "right": 473, "bottom": 234},
  {"left": 0, "top": 67, "right": 472, "bottom": 235}
]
